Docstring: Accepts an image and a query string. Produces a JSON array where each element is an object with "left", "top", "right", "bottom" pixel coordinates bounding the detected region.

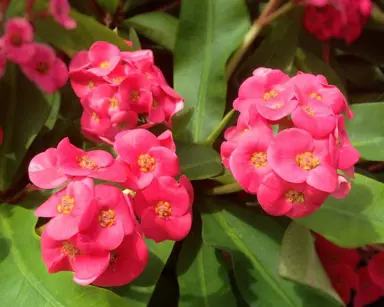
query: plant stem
[
  {"left": 226, "top": 0, "right": 294, "bottom": 79},
  {"left": 204, "top": 109, "right": 235, "bottom": 145},
  {"left": 207, "top": 182, "right": 243, "bottom": 195}
]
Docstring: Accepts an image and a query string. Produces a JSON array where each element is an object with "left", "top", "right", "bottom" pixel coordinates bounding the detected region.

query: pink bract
[
  {"left": 36, "top": 179, "right": 94, "bottom": 240},
  {"left": 92, "top": 228, "right": 148, "bottom": 287},
  {"left": 28, "top": 148, "right": 70, "bottom": 189},
  {"left": 3, "top": 17, "right": 35, "bottom": 64},
  {"left": 69, "top": 70, "right": 104, "bottom": 98},
  {"left": 133, "top": 176, "right": 192, "bottom": 242},
  {"left": 257, "top": 172, "right": 328, "bottom": 217},
  {"left": 354, "top": 267, "right": 384, "bottom": 307},
  {"left": 80, "top": 184, "right": 134, "bottom": 250},
  {"left": 50, "top": 0, "right": 77, "bottom": 29},
  {"left": 88, "top": 41, "right": 121, "bottom": 76},
  {"left": 41, "top": 231, "right": 110, "bottom": 285},
  {"left": 69, "top": 51, "right": 90, "bottom": 72},
  {"left": 267, "top": 128, "right": 338, "bottom": 193},
  {"left": 332, "top": 175, "right": 351, "bottom": 199}
]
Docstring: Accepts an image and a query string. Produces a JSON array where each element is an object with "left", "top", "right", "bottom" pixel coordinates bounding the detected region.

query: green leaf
[
  {"left": 123, "top": 12, "right": 178, "bottom": 51},
  {"left": 345, "top": 102, "right": 384, "bottom": 161},
  {"left": 96, "top": 0, "right": 119, "bottom": 14},
  {"left": 127, "top": 27, "right": 142, "bottom": 51},
  {"left": 236, "top": 8, "right": 303, "bottom": 82},
  {"left": 173, "top": 0, "right": 249, "bottom": 143},
  {"left": 201, "top": 197, "right": 339, "bottom": 307},
  {"left": 297, "top": 173, "right": 384, "bottom": 247},
  {"left": 177, "top": 227, "right": 236, "bottom": 306},
  {"left": 7, "top": 1, "right": 130, "bottom": 57},
  {"left": 295, "top": 48, "right": 347, "bottom": 95},
  {"left": 0, "top": 204, "right": 131, "bottom": 306},
  {"left": 279, "top": 222, "right": 343, "bottom": 306},
  {"left": 111, "top": 240, "right": 174, "bottom": 305},
  {"left": 176, "top": 142, "right": 223, "bottom": 180},
  {"left": 0, "top": 66, "right": 58, "bottom": 192}
]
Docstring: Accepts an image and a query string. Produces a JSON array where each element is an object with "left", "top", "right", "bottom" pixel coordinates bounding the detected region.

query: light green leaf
[
  {"left": 173, "top": 0, "right": 249, "bottom": 143},
  {"left": 0, "top": 66, "right": 58, "bottom": 192},
  {"left": 346, "top": 102, "right": 384, "bottom": 161},
  {"left": 297, "top": 173, "right": 384, "bottom": 247},
  {"left": 201, "top": 198, "right": 339, "bottom": 307},
  {"left": 123, "top": 12, "right": 178, "bottom": 51},
  {"left": 279, "top": 222, "right": 344, "bottom": 306},
  {"left": 176, "top": 142, "right": 223, "bottom": 180},
  {"left": 177, "top": 227, "right": 236, "bottom": 306},
  {"left": 0, "top": 205, "right": 131, "bottom": 306}
]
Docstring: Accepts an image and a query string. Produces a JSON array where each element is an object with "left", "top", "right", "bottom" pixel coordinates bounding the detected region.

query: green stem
[
  {"left": 204, "top": 109, "right": 235, "bottom": 145},
  {"left": 207, "top": 182, "right": 243, "bottom": 195}
]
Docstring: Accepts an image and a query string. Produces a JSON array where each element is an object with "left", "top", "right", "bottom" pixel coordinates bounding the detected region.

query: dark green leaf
[
  {"left": 128, "top": 27, "right": 142, "bottom": 50},
  {"left": 279, "top": 222, "right": 343, "bottom": 306},
  {"left": 96, "top": 0, "right": 119, "bottom": 14},
  {"left": 0, "top": 66, "right": 58, "bottom": 192},
  {"left": 297, "top": 173, "right": 384, "bottom": 247},
  {"left": 0, "top": 205, "right": 131, "bottom": 306},
  {"left": 346, "top": 102, "right": 384, "bottom": 161},
  {"left": 177, "top": 227, "right": 236, "bottom": 306},
  {"left": 123, "top": 12, "right": 178, "bottom": 51},
  {"left": 176, "top": 142, "right": 223, "bottom": 180},
  {"left": 173, "top": 0, "right": 249, "bottom": 143},
  {"left": 201, "top": 198, "right": 339, "bottom": 306}
]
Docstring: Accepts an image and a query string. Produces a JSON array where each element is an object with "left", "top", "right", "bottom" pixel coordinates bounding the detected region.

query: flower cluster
[
  {"left": 221, "top": 68, "right": 359, "bottom": 218},
  {"left": 299, "top": 0, "right": 372, "bottom": 43},
  {"left": 315, "top": 234, "right": 384, "bottom": 306},
  {"left": 28, "top": 131, "right": 193, "bottom": 286},
  {"left": 0, "top": 0, "right": 75, "bottom": 91},
  {"left": 68, "top": 41, "right": 184, "bottom": 144}
]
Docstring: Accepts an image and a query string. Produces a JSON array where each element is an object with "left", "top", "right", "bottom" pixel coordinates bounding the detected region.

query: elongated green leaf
[
  {"left": 177, "top": 228, "right": 236, "bottom": 306},
  {"left": 279, "top": 222, "right": 343, "bottom": 306},
  {"left": 7, "top": 1, "right": 130, "bottom": 57},
  {"left": 0, "top": 205, "right": 130, "bottom": 306},
  {"left": 345, "top": 102, "right": 384, "bottom": 161},
  {"left": 173, "top": 0, "right": 249, "bottom": 143},
  {"left": 112, "top": 240, "right": 174, "bottom": 305},
  {"left": 297, "top": 173, "right": 384, "bottom": 247},
  {"left": 123, "top": 12, "right": 178, "bottom": 51},
  {"left": 201, "top": 198, "right": 339, "bottom": 307},
  {"left": 176, "top": 142, "right": 223, "bottom": 180},
  {"left": 0, "top": 66, "right": 58, "bottom": 192}
]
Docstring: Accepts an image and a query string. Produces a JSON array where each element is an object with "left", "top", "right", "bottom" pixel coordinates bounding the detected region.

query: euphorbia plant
[{"left": 2, "top": 0, "right": 384, "bottom": 306}]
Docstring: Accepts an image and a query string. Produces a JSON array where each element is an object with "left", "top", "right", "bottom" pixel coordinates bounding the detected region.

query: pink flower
[
  {"left": 103, "top": 63, "right": 129, "bottom": 86},
  {"left": 21, "top": 43, "right": 68, "bottom": 93},
  {"left": 80, "top": 184, "right": 134, "bottom": 250},
  {"left": 134, "top": 177, "right": 192, "bottom": 242},
  {"left": 0, "top": 126, "right": 3, "bottom": 145},
  {"left": 368, "top": 252, "right": 384, "bottom": 290},
  {"left": 0, "top": 38, "right": 6, "bottom": 78},
  {"left": 234, "top": 68, "right": 290, "bottom": 114},
  {"left": 325, "top": 264, "right": 357, "bottom": 305},
  {"left": 92, "top": 228, "right": 148, "bottom": 287},
  {"left": 3, "top": 18, "right": 35, "bottom": 64},
  {"left": 288, "top": 72, "right": 353, "bottom": 118},
  {"left": 114, "top": 129, "right": 179, "bottom": 189},
  {"left": 88, "top": 41, "right": 121, "bottom": 76},
  {"left": 267, "top": 128, "right": 338, "bottom": 193},
  {"left": 56, "top": 137, "right": 127, "bottom": 182},
  {"left": 257, "top": 172, "right": 328, "bottom": 217},
  {"left": 69, "top": 51, "right": 90, "bottom": 72},
  {"left": 119, "top": 73, "right": 153, "bottom": 114},
  {"left": 28, "top": 148, "right": 70, "bottom": 189},
  {"left": 332, "top": 175, "right": 351, "bottom": 199},
  {"left": 41, "top": 231, "right": 110, "bottom": 285},
  {"left": 69, "top": 70, "right": 104, "bottom": 98},
  {"left": 87, "top": 84, "right": 128, "bottom": 117},
  {"left": 80, "top": 109, "right": 112, "bottom": 137},
  {"left": 35, "top": 179, "right": 94, "bottom": 240},
  {"left": 49, "top": 0, "right": 77, "bottom": 29},
  {"left": 354, "top": 267, "right": 384, "bottom": 307},
  {"left": 329, "top": 115, "right": 360, "bottom": 170},
  {"left": 229, "top": 128, "right": 274, "bottom": 194}
]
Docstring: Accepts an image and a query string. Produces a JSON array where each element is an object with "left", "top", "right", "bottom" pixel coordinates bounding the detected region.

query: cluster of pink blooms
[
  {"left": 298, "top": 0, "right": 372, "bottom": 43},
  {"left": 221, "top": 68, "right": 359, "bottom": 218},
  {"left": 0, "top": 0, "right": 76, "bottom": 92},
  {"left": 28, "top": 129, "right": 193, "bottom": 286},
  {"left": 315, "top": 234, "right": 384, "bottom": 306},
  {"left": 68, "top": 41, "right": 183, "bottom": 144}
]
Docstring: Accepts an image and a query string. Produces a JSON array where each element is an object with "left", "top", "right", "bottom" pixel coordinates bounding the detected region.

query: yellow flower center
[
  {"left": 251, "top": 152, "right": 267, "bottom": 168},
  {"left": 77, "top": 156, "right": 99, "bottom": 170},
  {"left": 109, "top": 97, "right": 118, "bottom": 108},
  {"left": 98, "top": 209, "right": 116, "bottom": 227},
  {"left": 57, "top": 195, "right": 75, "bottom": 214},
  {"left": 263, "top": 89, "right": 278, "bottom": 101},
  {"left": 99, "top": 61, "right": 111, "bottom": 69},
  {"left": 92, "top": 112, "right": 100, "bottom": 123},
  {"left": 152, "top": 100, "right": 158, "bottom": 110},
  {"left": 296, "top": 152, "right": 320, "bottom": 170},
  {"left": 88, "top": 80, "right": 95, "bottom": 90},
  {"left": 303, "top": 106, "right": 315, "bottom": 116},
  {"left": 137, "top": 154, "right": 156, "bottom": 172},
  {"left": 61, "top": 241, "right": 80, "bottom": 258},
  {"left": 113, "top": 77, "right": 123, "bottom": 84},
  {"left": 284, "top": 190, "right": 305, "bottom": 203},
  {"left": 36, "top": 62, "right": 49, "bottom": 75},
  {"left": 155, "top": 201, "right": 172, "bottom": 218},
  {"left": 310, "top": 92, "right": 322, "bottom": 101},
  {"left": 130, "top": 90, "right": 140, "bottom": 102}
]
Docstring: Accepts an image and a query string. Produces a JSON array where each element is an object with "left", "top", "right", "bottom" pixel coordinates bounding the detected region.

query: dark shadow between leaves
[{"left": 0, "top": 236, "right": 11, "bottom": 264}]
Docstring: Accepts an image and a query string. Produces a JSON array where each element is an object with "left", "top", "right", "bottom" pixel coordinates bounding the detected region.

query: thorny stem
[
  {"left": 207, "top": 182, "right": 243, "bottom": 195},
  {"left": 226, "top": 0, "right": 294, "bottom": 79}
]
